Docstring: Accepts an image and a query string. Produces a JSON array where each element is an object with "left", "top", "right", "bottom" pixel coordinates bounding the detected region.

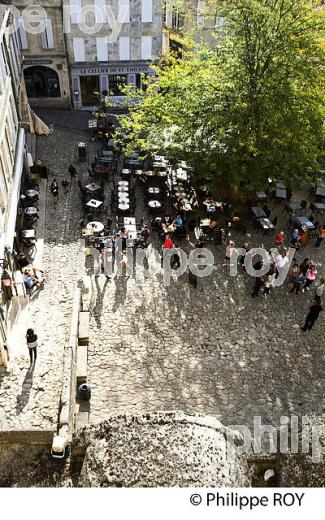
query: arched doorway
[{"left": 24, "top": 66, "right": 61, "bottom": 98}]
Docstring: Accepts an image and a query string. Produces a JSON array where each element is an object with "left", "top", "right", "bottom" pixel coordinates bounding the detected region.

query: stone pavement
[
  {"left": 1, "top": 108, "right": 324, "bottom": 434},
  {"left": 0, "top": 110, "right": 97, "bottom": 430},
  {"left": 87, "top": 189, "right": 325, "bottom": 429}
]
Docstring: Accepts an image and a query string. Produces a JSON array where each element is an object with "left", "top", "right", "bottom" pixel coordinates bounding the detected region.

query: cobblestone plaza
[{"left": 0, "top": 109, "right": 324, "bottom": 435}]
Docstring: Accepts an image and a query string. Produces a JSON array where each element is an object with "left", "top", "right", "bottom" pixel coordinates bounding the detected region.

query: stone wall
[{"left": 73, "top": 411, "right": 250, "bottom": 487}]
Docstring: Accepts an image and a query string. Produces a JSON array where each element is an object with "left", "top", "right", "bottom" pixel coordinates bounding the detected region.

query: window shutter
[
  {"left": 94, "top": 0, "right": 107, "bottom": 23},
  {"left": 41, "top": 19, "right": 54, "bottom": 49},
  {"left": 96, "top": 37, "right": 108, "bottom": 61},
  {"left": 17, "top": 18, "right": 28, "bottom": 50},
  {"left": 119, "top": 36, "right": 130, "bottom": 60},
  {"left": 141, "top": 0, "right": 153, "bottom": 23},
  {"left": 118, "top": 0, "right": 130, "bottom": 23},
  {"left": 73, "top": 38, "right": 85, "bottom": 62},
  {"left": 141, "top": 36, "right": 152, "bottom": 60},
  {"left": 70, "top": 0, "right": 82, "bottom": 24}
]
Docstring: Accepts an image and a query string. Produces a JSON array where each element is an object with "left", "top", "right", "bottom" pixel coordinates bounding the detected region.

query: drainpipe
[{"left": 61, "top": 0, "right": 73, "bottom": 109}]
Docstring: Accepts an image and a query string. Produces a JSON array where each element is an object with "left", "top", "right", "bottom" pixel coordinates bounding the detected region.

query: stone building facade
[
  {"left": 9, "top": 1, "right": 70, "bottom": 108},
  {"left": 0, "top": 8, "right": 28, "bottom": 366},
  {"left": 64, "top": 0, "right": 163, "bottom": 108}
]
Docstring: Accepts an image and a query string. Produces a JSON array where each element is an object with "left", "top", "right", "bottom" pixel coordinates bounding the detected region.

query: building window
[
  {"left": 119, "top": 36, "right": 130, "bottom": 60},
  {"left": 70, "top": 0, "right": 82, "bottom": 24},
  {"left": 17, "top": 18, "right": 28, "bottom": 50},
  {"left": 197, "top": 0, "right": 205, "bottom": 24},
  {"left": 141, "top": 36, "right": 152, "bottom": 60},
  {"left": 96, "top": 37, "right": 108, "bottom": 61},
  {"left": 94, "top": 0, "right": 107, "bottom": 23},
  {"left": 171, "top": 8, "right": 185, "bottom": 30},
  {"left": 142, "top": 0, "right": 153, "bottom": 23},
  {"left": 73, "top": 38, "right": 86, "bottom": 62},
  {"left": 41, "top": 19, "right": 54, "bottom": 49},
  {"left": 109, "top": 75, "right": 127, "bottom": 96},
  {"left": 118, "top": 0, "right": 130, "bottom": 23}
]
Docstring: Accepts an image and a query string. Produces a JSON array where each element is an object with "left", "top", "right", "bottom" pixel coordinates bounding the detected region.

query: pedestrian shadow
[
  {"left": 92, "top": 276, "right": 110, "bottom": 329},
  {"left": 16, "top": 364, "right": 35, "bottom": 414},
  {"left": 111, "top": 275, "right": 129, "bottom": 313}
]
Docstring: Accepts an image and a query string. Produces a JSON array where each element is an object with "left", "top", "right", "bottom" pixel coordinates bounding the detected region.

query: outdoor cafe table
[
  {"left": 86, "top": 199, "right": 103, "bottom": 209},
  {"left": 286, "top": 202, "right": 302, "bottom": 212},
  {"left": 294, "top": 216, "right": 315, "bottom": 231},
  {"left": 24, "top": 207, "right": 38, "bottom": 216},
  {"left": 315, "top": 187, "right": 325, "bottom": 198},
  {"left": 85, "top": 183, "right": 101, "bottom": 193},
  {"left": 118, "top": 195, "right": 130, "bottom": 204},
  {"left": 121, "top": 169, "right": 131, "bottom": 175},
  {"left": 200, "top": 219, "right": 211, "bottom": 228},
  {"left": 311, "top": 202, "right": 325, "bottom": 212},
  {"left": 148, "top": 200, "right": 161, "bottom": 208},
  {"left": 118, "top": 181, "right": 129, "bottom": 187},
  {"left": 86, "top": 221, "right": 104, "bottom": 233},
  {"left": 25, "top": 189, "right": 39, "bottom": 198},
  {"left": 175, "top": 169, "right": 188, "bottom": 181},
  {"left": 21, "top": 229, "right": 36, "bottom": 239},
  {"left": 276, "top": 188, "right": 287, "bottom": 200},
  {"left": 118, "top": 203, "right": 130, "bottom": 211},
  {"left": 148, "top": 187, "right": 160, "bottom": 194},
  {"left": 251, "top": 207, "right": 267, "bottom": 219},
  {"left": 258, "top": 218, "right": 274, "bottom": 231},
  {"left": 124, "top": 217, "right": 136, "bottom": 225},
  {"left": 255, "top": 191, "right": 267, "bottom": 200},
  {"left": 118, "top": 186, "right": 129, "bottom": 193}
]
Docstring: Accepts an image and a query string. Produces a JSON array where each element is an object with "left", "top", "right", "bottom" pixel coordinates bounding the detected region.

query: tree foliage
[{"left": 117, "top": 0, "right": 325, "bottom": 189}]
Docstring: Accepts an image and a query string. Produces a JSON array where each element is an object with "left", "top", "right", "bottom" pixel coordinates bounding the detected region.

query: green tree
[{"left": 117, "top": 0, "right": 324, "bottom": 189}]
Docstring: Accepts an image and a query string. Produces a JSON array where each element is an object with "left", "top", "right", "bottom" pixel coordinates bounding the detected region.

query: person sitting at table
[
  {"left": 290, "top": 229, "right": 300, "bottom": 250},
  {"left": 300, "top": 225, "right": 309, "bottom": 247},
  {"left": 164, "top": 234, "right": 174, "bottom": 250},
  {"left": 23, "top": 271, "right": 41, "bottom": 291},
  {"left": 174, "top": 199, "right": 185, "bottom": 213},
  {"left": 118, "top": 228, "right": 128, "bottom": 252},
  {"left": 17, "top": 253, "right": 30, "bottom": 269},
  {"left": 173, "top": 215, "right": 183, "bottom": 230},
  {"left": 138, "top": 172, "right": 147, "bottom": 184}
]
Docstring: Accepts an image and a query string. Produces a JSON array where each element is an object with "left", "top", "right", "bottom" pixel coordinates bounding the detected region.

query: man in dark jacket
[{"left": 302, "top": 303, "right": 323, "bottom": 331}]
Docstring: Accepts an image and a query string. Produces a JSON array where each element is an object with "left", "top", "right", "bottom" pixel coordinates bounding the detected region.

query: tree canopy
[{"left": 116, "top": 0, "right": 325, "bottom": 189}]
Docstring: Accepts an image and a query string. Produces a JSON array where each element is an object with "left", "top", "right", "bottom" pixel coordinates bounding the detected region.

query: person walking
[
  {"left": 68, "top": 164, "right": 78, "bottom": 180},
  {"left": 224, "top": 240, "right": 235, "bottom": 266},
  {"left": 50, "top": 179, "right": 59, "bottom": 203},
  {"left": 290, "top": 272, "right": 305, "bottom": 295},
  {"left": 252, "top": 275, "right": 264, "bottom": 298},
  {"left": 315, "top": 225, "right": 325, "bottom": 248},
  {"left": 26, "top": 328, "right": 38, "bottom": 364},
  {"left": 188, "top": 268, "right": 198, "bottom": 289},
  {"left": 315, "top": 277, "right": 325, "bottom": 304},
  {"left": 302, "top": 302, "right": 323, "bottom": 332}
]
